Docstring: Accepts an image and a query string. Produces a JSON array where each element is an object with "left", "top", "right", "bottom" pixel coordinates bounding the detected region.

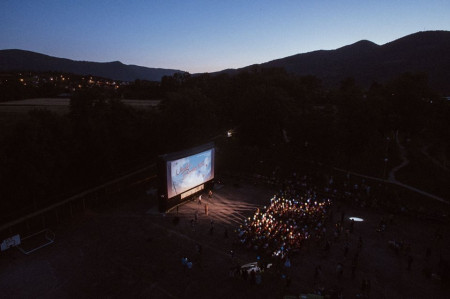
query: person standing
[
  {"left": 344, "top": 242, "right": 349, "bottom": 258},
  {"left": 336, "top": 262, "right": 344, "bottom": 278},
  {"left": 407, "top": 255, "right": 413, "bottom": 270},
  {"left": 351, "top": 259, "right": 357, "bottom": 279},
  {"left": 190, "top": 219, "right": 195, "bottom": 231},
  {"left": 285, "top": 275, "right": 291, "bottom": 288},
  {"left": 314, "top": 265, "right": 322, "bottom": 283},
  {"left": 250, "top": 270, "right": 256, "bottom": 285},
  {"left": 205, "top": 203, "right": 209, "bottom": 215},
  {"left": 357, "top": 236, "right": 363, "bottom": 251},
  {"left": 255, "top": 271, "right": 262, "bottom": 285},
  {"left": 209, "top": 220, "right": 214, "bottom": 235}
]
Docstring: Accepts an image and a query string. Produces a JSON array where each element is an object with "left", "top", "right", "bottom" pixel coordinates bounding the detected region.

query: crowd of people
[
  {"left": 237, "top": 187, "right": 332, "bottom": 259},
  {"left": 174, "top": 168, "right": 448, "bottom": 297}
]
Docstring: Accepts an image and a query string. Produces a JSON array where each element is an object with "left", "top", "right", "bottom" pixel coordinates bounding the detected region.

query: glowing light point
[{"left": 349, "top": 217, "right": 364, "bottom": 222}]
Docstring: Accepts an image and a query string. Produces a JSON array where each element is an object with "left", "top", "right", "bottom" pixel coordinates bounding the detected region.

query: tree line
[{"left": 1, "top": 68, "right": 449, "bottom": 223}]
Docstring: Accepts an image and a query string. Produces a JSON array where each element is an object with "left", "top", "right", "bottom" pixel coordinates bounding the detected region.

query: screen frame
[{"left": 157, "top": 142, "right": 215, "bottom": 211}]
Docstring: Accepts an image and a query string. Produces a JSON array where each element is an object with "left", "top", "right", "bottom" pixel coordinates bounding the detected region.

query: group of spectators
[{"left": 237, "top": 187, "right": 332, "bottom": 259}]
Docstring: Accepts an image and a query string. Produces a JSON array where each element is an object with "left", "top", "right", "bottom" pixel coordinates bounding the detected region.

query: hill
[
  {"left": 222, "top": 31, "right": 450, "bottom": 94},
  {"left": 0, "top": 49, "right": 183, "bottom": 82},
  {"left": 2, "top": 31, "right": 450, "bottom": 92}
]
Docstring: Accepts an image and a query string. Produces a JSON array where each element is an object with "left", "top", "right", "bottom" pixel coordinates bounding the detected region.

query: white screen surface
[{"left": 166, "top": 148, "right": 214, "bottom": 198}]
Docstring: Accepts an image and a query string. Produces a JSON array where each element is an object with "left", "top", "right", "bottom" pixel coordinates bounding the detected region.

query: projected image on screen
[{"left": 167, "top": 149, "right": 214, "bottom": 199}]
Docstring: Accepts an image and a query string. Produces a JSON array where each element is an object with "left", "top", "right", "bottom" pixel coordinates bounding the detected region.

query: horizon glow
[{"left": 1, "top": 1, "right": 449, "bottom": 73}]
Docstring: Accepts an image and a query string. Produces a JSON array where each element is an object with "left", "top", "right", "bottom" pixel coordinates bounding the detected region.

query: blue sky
[{"left": 1, "top": 0, "right": 449, "bottom": 73}]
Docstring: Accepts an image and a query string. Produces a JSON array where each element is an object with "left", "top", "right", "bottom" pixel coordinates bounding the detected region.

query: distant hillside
[
  {"left": 2, "top": 31, "right": 450, "bottom": 92},
  {"left": 221, "top": 31, "right": 450, "bottom": 94},
  {"left": 0, "top": 49, "right": 183, "bottom": 82}
]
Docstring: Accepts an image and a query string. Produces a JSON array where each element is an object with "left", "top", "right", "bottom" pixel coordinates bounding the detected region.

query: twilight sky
[{"left": 1, "top": 0, "right": 449, "bottom": 73}]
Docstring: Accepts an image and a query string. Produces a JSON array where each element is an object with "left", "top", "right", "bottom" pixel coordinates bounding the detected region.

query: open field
[
  {"left": 0, "top": 98, "right": 161, "bottom": 115},
  {"left": 0, "top": 178, "right": 448, "bottom": 298}
]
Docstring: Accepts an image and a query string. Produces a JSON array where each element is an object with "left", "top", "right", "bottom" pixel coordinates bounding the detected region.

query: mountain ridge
[
  {"left": 1, "top": 30, "right": 450, "bottom": 92},
  {"left": 0, "top": 49, "right": 183, "bottom": 82},
  {"left": 216, "top": 30, "right": 450, "bottom": 93},
  {"left": 266, "top": 31, "right": 450, "bottom": 93}
]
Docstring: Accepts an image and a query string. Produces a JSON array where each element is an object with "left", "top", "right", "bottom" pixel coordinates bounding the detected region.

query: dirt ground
[{"left": 0, "top": 179, "right": 448, "bottom": 299}]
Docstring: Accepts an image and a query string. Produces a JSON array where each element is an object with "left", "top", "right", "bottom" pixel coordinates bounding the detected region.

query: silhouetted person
[
  {"left": 250, "top": 270, "right": 256, "bottom": 284},
  {"left": 349, "top": 218, "right": 355, "bottom": 233},
  {"left": 285, "top": 275, "right": 291, "bottom": 288},
  {"left": 357, "top": 236, "right": 363, "bottom": 251},
  {"left": 344, "top": 242, "right": 349, "bottom": 257},
  {"left": 324, "top": 240, "right": 331, "bottom": 252},
  {"left": 242, "top": 269, "right": 248, "bottom": 281},
  {"left": 336, "top": 262, "right": 344, "bottom": 277},
  {"left": 196, "top": 243, "right": 202, "bottom": 255},
  {"left": 190, "top": 219, "right": 195, "bottom": 231},
  {"left": 426, "top": 247, "right": 431, "bottom": 260},
  {"left": 351, "top": 263, "right": 357, "bottom": 279},
  {"left": 361, "top": 278, "right": 371, "bottom": 295},
  {"left": 314, "top": 265, "right": 322, "bottom": 282},
  {"left": 407, "top": 255, "right": 413, "bottom": 270}
]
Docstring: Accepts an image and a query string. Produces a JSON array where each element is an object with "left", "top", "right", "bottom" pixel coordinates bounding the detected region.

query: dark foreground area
[{"left": 0, "top": 178, "right": 448, "bottom": 298}]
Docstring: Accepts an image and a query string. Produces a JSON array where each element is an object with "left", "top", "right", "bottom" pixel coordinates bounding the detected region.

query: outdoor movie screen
[{"left": 166, "top": 148, "right": 214, "bottom": 199}]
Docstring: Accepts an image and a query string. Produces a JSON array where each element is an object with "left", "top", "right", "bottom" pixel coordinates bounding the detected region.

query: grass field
[{"left": 0, "top": 98, "right": 161, "bottom": 115}]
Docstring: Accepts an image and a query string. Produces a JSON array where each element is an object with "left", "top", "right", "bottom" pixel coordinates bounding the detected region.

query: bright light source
[
  {"left": 349, "top": 217, "right": 364, "bottom": 222},
  {"left": 227, "top": 130, "right": 233, "bottom": 137}
]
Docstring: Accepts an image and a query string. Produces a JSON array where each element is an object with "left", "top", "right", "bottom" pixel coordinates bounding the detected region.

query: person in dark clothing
[
  {"left": 344, "top": 242, "right": 349, "bottom": 257},
  {"left": 196, "top": 243, "right": 202, "bottom": 255},
  {"left": 285, "top": 275, "right": 291, "bottom": 288},
  {"left": 349, "top": 219, "right": 355, "bottom": 233},
  {"left": 426, "top": 247, "right": 431, "bottom": 260},
  {"left": 242, "top": 269, "right": 248, "bottom": 281},
  {"left": 250, "top": 270, "right": 256, "bottom": 284},
  {"left": 324, "top": 240, "right": 331, "bottom": 252},
  {"left": 351, "top": 261, "right": 357, "bottom": 279},
  {"left": 314, "top": 265, "right": 322, "bottom": 282},
  {"left": 408, "top": 255, "right": 413, "bottom": 270},
  {"left": 357, "top": 236, "right": 363, "bottom": 251}
]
